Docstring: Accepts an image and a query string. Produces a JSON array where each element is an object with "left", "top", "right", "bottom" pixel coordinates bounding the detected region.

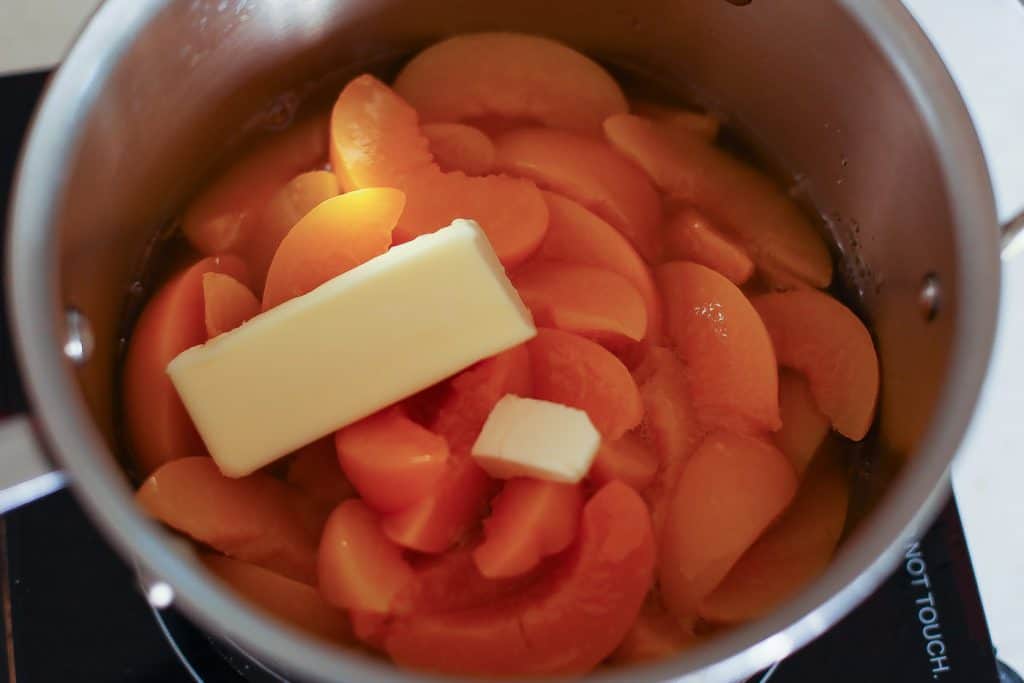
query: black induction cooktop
[{"left": 0, "top": 70, "right": 1005, "bottom": 683}]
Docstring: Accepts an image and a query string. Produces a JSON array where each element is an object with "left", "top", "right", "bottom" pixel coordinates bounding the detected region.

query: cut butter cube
[
  {"left": 168, "top": 220, "right": 536, "bottom": 477},
  {"left": 471, "top": 395, "right": 601, "bottom": 483}
]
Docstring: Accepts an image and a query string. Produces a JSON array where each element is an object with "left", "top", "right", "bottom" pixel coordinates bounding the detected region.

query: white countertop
[
  {"left": 903, "top": 0, "right": 1024, "bottom": 673},
  {"left": 3, "top": 0, "right": 1024, "bottom": 674}
]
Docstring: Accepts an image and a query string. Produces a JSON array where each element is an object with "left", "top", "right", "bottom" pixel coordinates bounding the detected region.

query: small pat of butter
[
  {"left": 471, "top": 395, "right": 601, "bottom": 483},
  {"left": 168, "top": 220, "right": 536, "bottom": 477}
]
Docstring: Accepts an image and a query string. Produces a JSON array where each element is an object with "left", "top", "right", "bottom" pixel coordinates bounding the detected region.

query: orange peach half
[
  {"left": 658, "top": 432, "right": 797, "bottom": 624},
  {"left": 394, "top": 32, "right": 627, "bottom": 135},
  {"left": 604, "top": 113, "right": 832, "bottom": 287},
  {"left": 753, "top": 290, "right": 879, "bottom": 441}
]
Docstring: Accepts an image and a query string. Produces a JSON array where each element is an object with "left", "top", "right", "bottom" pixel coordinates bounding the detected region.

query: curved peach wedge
[
  {"left": 421, "top": 122, "right": 495, "bottom": 175},
  {"left": 285, "top": 437, "right": 356, "bottom": 511},
  {"left": 753, "top": 290, "right": 879, "bottom": 440},
  {"left": 633, "top": 347, "right": 703, "bottom": 533},
  {"left": 657, "top": 261, "right": 780, "bottom": 432},
  {"left": 137, "top": 457, "right": 321, "bottom": 584},
  {"left": 400, "top": 548, "right": 539, "bottom": 616},
  {"left": 244, "top": 170, "right": 339, "bottom": 290},
  {"left": 380, "top": 457, "right": 494, "bottom": 554},
  {"left": 664, "top": 208, "right": 755, "bottom": 285},
  {"left": 349, "top": 611, "right": 390, "bottom": 651},
  {"left": 473, "top": 478, "right": 583, "bottom": 579},
  {"left": 383, "top": 481, "right": 655, "bottom": 676},
  {"left": 123, "top": 255, "right": 248, "bottom": 476},
  {"left": 203, "top": 272, "right": 259, "bottom": 339},
  {"left": 335, "top": 408, "right": 450, "bottom": 513},
  {"left": 331, "top": 75, "right": 433, "bottom": 189},
  {"left": 699, "top": 449, "right": 849, "bottom": 623},
  {"left": 393, "top": 33, "right": 628, "bottom": 135},
  {"left": 183, "top": 114, "right": 328, "bottom": 256},
  {"left": 632, "top": 100, "right": 721, "bottom": 143},
  {"left": 659, "top": 432, "right": 798, "bottom": 624},
  {"left": 494, "top": 127, "right": 662, "bottom": 261},
  {"left": 330, "top": 75, "right": 547, "bottom": 268},
  {"left": 538, "top": 192, "right": 662, "bottom": 341},
  {"left": 756, "top": 261, "right": 815, "bottom": 294},
  {"left": 774, "top": 369, "right": 831, "bottom": 475},
  {"left": 203, "top": 554, "right": 353, "bottom": 643},
  {"left": 589, "top": 432, "right": 659, "bottom": 493},
  {"left": 397, "top": 170, "right": 548, "bottom": 268},
  {"left": 511, "top": 261, "right": 647, "bottom": 345},
  {"left": 319, "top": 500, "right": 416, "bottom": 613},
  {"left": 527, "top": 329, "right": 643, "bottom": 440},
  {"left": 431, "top": 344, "right": 532, "bottom": 452},
  {"left": 262, "top": 188, "right": 404, "bottom": 310},
  {"left": 604, "top": 114, "right": 832, "bottom": 287},
  {"left": 612, "top": 599, "right": 695, "bottom": 664}
]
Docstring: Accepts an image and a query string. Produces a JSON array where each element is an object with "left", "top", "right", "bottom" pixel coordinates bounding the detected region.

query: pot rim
[{"left": 6, "top": 0, "right": 1000, "bottom": 681}]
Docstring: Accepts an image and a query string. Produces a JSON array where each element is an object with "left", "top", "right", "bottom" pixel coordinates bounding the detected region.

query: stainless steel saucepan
[{"left": 4, "top": 1, "right": 1023, "bottom": 681}]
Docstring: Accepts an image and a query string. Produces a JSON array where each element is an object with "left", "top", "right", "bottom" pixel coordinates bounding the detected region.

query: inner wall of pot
[{"left": 57, "top": 0, "right": 954, "bottom": 584}]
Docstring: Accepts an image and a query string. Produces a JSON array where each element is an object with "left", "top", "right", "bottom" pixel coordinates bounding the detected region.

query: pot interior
[{"left": 22, "top": 0, "right": 994, "bottom": 680}]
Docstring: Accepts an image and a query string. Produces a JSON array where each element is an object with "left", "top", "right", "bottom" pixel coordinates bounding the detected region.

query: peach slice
[
  {"left": 183, "top": 113, "right": 328, "bottom": 256},
  {"left": 399, "top": 548, "right": 540, "bottom": 616},
  {"left": 244, "top": 170, "right": 339, "bottom": 290},
  {"left": 350, "top": 611, "right": 390, "bottom": 651},
  {"left": 756, "top": 262, "right": 815, "bottom": 293},
  {"left": 396, "top": 169, "right": 548, "bottom": 268},
  {"left": 383, "top": 481, "right": 654, "bottom": 676},
  {"left": 318, "top": 500, "right": 416, "bottom": 613},
  {"left": 774, "top": 369, "right": 831, "bottom": 475},
  {"left": 633, "top": 347, "right": 703, "bottom": 534},
  {"left": 330, "top": 75, "right": 547, "bottom": 268},
  {"left": 494, "top": 127, "right": 662, "bottom": 261},
  {"left": 537, "top": 192, "right": 662, "bottom": 341},
  {"left": 137, "top": 457, "right": 322, "bottom": 584},
  {"left": 527, "top": 328, "right": 643, "bottom": 440},
  {"left": 335, "top": 408, "right": 450, "bottom": 513},
  {"left": 123, "top": 255, "right": 249, "bottom": 476},
  {"left": 401, "top": 379, "right": 453, "bottom": 429},
  {"left": 699, "top": 449, "right": 849, "bottom": 622},
  {"left": 285, "top": 437, "right": 356, "bottom": 512},
  {"left": 463, "top": 115, "right": 539, "bottom": 138},
  {"left": 664, "top": 208, "right": 755, "bottom": 285},
  {"left": 589, "top": 432, "right": 659, "bottom": 492},
  {"left": 421, "top": 122, "right": 495, "bottom": 175},
  {"left": 657, "top": 261, "right": 780, "bottom": 432},
  {"left": 431, "top": 344, "right": 532, "bottom": 452},
  {"left": 473, "top": 479, "right": 583, "bottom": 578},
  {"left": 331, "top": 75, "right": 433, "bottom": 189},
  {"left": 380, "top": 457, "right": 494, "bottom": 554},
  {"left": 752, "top": 290, "right": 879, "bottom": 440},
  {"left": 511, "top": 261, "right": 647, "bottom": 345},
  {"left": 202, "top": 554, "right": 353, "bottom": 643},
  {"left": 659, "top": 432, "right": 798, "bottom": 624},
  {"left": 202, "top": 272, "right": 259, "bottom": 338},
  {"left": 612, "top": 598, "right": 695, "bottom": 664},
  {"left": 604, "top": 114, "right": 832, "bottom": 287},
  {"left": 262, "top": 188, "right": 404, "bottom": 310},
  {"left": 631, "top": 100, "right": 721, "bottom": 142},
  {"left": 393, "top": 33, "right": 628, "bottom": 135}
]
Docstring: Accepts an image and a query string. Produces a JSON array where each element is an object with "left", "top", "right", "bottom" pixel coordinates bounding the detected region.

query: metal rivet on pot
[
  {"left": 145, "top": 580, "right": 175, "bottom": 609},
  {"left": 919, "top": 273, "right": 942, "bottom": 322},
  {"left": 62, "top": 307, "right": 94, "bottom": 365}
]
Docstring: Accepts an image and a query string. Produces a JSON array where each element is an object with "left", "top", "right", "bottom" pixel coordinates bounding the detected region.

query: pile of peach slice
[{"left": 124, "top": 31, "right": 879, "bottom": 676}]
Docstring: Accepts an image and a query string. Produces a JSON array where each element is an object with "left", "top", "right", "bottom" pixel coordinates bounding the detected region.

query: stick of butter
[
  {"left": 472, "top": 395, "right": 601, "bottom": 483},
  {"left": 168, "top": 220, "right": 536, "bottom": 477}
]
